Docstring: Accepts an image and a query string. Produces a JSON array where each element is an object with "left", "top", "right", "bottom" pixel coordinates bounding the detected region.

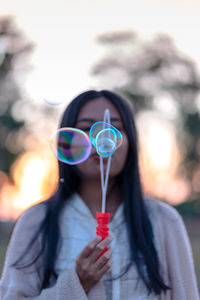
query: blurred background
[{"left": 0, "top": 0, "right": 199, "bottom": 289}]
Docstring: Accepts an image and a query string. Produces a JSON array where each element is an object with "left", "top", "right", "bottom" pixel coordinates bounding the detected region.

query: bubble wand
[
  {"left": 100, "top": 109, "right": 112, "bottom": 213},
  {"left": 95, "top": 109, "right": 113, "bottom": 258}
]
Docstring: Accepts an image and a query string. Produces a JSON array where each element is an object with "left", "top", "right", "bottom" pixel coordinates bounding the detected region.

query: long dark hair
[{"left": 14, "top": 90, "right": 169, "bottom": 294}]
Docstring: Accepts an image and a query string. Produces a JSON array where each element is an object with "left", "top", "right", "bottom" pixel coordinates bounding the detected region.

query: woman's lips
[
  {"left": 90, "top": 153, "right": 109, "bottom": 163},
  {"left": 91, "top": 153, "right": 100, "bottom": 162}
]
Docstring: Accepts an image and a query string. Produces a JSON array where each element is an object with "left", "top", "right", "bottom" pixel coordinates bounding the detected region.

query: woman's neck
[{"left": 78, "top": 178, "right": 123, "bottom": 219}]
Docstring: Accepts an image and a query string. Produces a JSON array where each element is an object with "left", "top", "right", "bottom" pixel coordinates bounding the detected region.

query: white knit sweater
[
  {"left": 0, "top": 194, "right": 199, "bottom": 300},
  {"left": 55, "top": 193, "right": 158, "bottom": 299}
]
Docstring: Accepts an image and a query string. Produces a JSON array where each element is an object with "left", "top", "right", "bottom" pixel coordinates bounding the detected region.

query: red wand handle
[{"left": 96, "top": 212, "right": 110, "bottom": 258}]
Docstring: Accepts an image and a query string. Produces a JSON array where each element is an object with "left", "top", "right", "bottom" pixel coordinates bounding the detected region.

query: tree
[
  {"left": 92, "top": 31, "right": 200, "bottom": 201},
  {"left": 0, "top": 17, "right": 34, "bottom": 173}
]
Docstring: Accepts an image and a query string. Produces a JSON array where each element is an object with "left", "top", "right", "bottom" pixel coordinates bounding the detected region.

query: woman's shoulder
[
  {"left": 5, "top": 202, "right": 48, "bottom": 263},
  {"left": 14, "top": 201, "right": 47, "bottom": 233},
  {"left": 144, "top": 197, "right": 182, "bottom": 224}
]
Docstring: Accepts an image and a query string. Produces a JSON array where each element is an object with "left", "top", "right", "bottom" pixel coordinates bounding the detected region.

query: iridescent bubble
[
  {"left": 96, "top": 128, "right": 117, "bottom": 157},
  {"left": 43, "top": 98, "right": 63, "bottom": 106},
  {"left": 89, "top": 122, "right": 123, "bottom": 151},
  {"left": 0, "top": 37, "right": 6, "bottom": 66},
  {"left": 50, "top": 127, "right": 92, "bottom": 165}
]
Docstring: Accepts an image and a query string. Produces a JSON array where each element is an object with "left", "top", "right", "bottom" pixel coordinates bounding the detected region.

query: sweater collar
[{"left": 67, "top": 193, "right": 125, "bottom": 229}]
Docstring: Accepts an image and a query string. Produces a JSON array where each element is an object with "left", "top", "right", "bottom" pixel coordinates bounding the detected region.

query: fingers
[
  {"left": 90, "top": 236, "right": 113, "bottom": 263},
  {"left": 75, "top": 236, "right": 114, "bottom": 292},
  {"left": 97, "top": 258, "right": 113, "bottom": 277},
  {"left": 95, "top": 247, "right": 112, "bottom": 268},
  {"left": 78, "top": 236, "right": 101, "bottom": 259}
]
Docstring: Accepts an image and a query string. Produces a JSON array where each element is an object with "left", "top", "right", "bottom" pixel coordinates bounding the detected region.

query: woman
[{"left": 0, "top": 90, "right": 199, "bottom": 300}]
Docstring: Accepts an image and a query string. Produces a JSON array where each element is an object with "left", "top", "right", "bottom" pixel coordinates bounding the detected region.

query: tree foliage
[
  {"left": 92, "top": 31, "right": 200, "bottom": 200},
  {"left": 0, "top": 17, "right": 34, "bottom": 173}
]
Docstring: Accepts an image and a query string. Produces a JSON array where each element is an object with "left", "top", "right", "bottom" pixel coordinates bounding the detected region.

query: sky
[{"left": 1, "top": 0, "right": 200, "bottom": 104}]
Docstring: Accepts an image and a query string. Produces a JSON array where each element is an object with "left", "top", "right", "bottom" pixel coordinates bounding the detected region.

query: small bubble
[{"left": 43, "top": 98, "right": 64, "bottom": 106}]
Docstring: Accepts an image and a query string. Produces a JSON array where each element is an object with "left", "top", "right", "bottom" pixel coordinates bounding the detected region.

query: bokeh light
[
  {"left": 137, "top": 111, "right": 190, "bottom": 205},
  {"left": 0, "top": 149, "right": 58, "bottom": 220}
]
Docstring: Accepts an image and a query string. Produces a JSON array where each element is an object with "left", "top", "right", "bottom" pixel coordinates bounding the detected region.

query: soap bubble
[
  {"left": 43, "top": 98, "right": 64, "bottom": 106},
  {"left": 89, "top": 122, "right": 123, "bottom": 153},
  {"left": 96, "top": 128, "right": 117, "bottom": 157},
  {"left": 50, "top": 127, "right": 92, "bottom": 165}
]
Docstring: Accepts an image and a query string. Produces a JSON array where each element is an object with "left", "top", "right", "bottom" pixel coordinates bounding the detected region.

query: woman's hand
[{"left": 75, "top": 236, "right": 113, "bottom": 293}]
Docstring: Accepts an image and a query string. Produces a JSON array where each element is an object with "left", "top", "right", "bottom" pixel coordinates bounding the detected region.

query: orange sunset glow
[
  {"left": 0, "top": 149, "right": 58, "bottom": 220},
  {"left": 137, "top": 111, "right": 190, "bottom": 205}
]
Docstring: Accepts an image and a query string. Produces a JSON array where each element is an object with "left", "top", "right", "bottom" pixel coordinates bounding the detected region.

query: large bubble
[
  {"left": 50, "top": 127, "right": 92, "bottom": 165},
  {"left": 89, "top": 122, "right": 123, "bottom": 156}
]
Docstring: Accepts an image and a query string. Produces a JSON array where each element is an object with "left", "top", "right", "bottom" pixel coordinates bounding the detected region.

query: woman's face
[{"left": 74, "top": 97, "right": 129, "bottom": 179}]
